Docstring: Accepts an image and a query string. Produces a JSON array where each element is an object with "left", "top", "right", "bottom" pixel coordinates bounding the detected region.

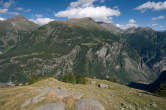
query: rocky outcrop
[
  {"left": 75, "top": 98, "right": 105, "bottom": 110},
  {"left": 34, "top": 102, "right": 66, "bottom": 110}
]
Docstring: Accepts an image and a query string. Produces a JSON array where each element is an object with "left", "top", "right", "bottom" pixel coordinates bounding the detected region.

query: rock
[
  {"left": 98, "top": 84, "right": 109, "bottom": 88},
  {"left": 72, "top": 93, "right": 83, "bottom": 100},
  {"left": 34, "top": 102, "right": 66, "bottom": 110},
  {"left": 137, "top": 93, "right": 142, "bottom": 97},
  {"left": 120, "top": 108, "right": 124, "bottom": 110},
  {"left": 75, "top": 98, "right": 105, "bottom": 110},
  {"left": 0, "top": 83, "right": 9, "bottom": 88},
  {"left": 91, "top": 81, "right": 96, "bottom": 85},
  {"left": 152, "top": 103, "right": 157, "bottom": 107},
  {"left": 21, "top": 99, "right": 32, "bottom": 108}
]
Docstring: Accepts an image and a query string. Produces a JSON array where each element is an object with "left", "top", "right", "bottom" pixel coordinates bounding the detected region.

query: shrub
[
  {"left": 76, "top": 74, "right": 86, "bottom": 84},
  {"left": 27, "top": 74, "right": 55, "bottom": 85},
  {"left": 107, "top": 76, "right": 118, "bottom": 83},
  {"left": 62, "top": 73, "right": 76, "bottom": 84},
  {"left": 155, "top": 84, "right": 166, "bottom": 97},
  {"left": 61, "top": 73, "right": 87, "bottom": 84},
  {"left": 28, "top": 74, "right": 39, "bottom": 85}
]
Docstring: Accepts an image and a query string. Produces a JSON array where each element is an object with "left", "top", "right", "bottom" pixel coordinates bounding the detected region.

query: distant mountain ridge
[
  {"left": 0, "top": 15, "right": 165, "bottom": 87},
  {"left": 0, "top": 15, "right": 39, "bottom": 53}
]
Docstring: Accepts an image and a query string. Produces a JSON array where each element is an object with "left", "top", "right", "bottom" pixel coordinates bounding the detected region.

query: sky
[{"left": 0, "top": 0, "right": 166, "bottom": 31}]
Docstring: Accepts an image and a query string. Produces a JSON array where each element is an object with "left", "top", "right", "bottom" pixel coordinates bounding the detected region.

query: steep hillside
[
  {"left": 148, "top": 71, "right": 166, "bottom": 97},
  {"left": 0, "top": 15, "right": 39, "bottom": 53},
  {"left": 123, "top": 27, "right": 166, "bottom": 74},
  {"left": 0, "top": 78, "right": 166, "bottom": 110},
  {"left": 0, "top": 17, "right": 154, "bottom": 84}
]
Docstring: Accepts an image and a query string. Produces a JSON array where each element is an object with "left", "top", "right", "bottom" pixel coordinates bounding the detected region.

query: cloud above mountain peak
[{"left": 55, "top": 0, "right": 120, "bottom": 23}]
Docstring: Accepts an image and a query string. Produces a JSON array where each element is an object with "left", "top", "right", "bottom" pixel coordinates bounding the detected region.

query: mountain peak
[
  {"left": 7, "top": 15, "right": 27, "bottom": 21},
  {"left": 6, "top": 15, "right": 39, "bottom": 31},
  {"left": 50, "top": 17, "right": 105, "bottom": 31}
]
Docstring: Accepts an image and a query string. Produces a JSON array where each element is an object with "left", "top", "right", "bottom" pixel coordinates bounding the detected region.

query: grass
[{"left": 0, "top": 78, "right": 166, "bottom": 110}]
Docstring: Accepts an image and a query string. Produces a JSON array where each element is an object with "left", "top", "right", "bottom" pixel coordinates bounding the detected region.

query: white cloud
[
  {"left": 128, "top": 19, "right": 136, "bottom": 24},
  {"left": 0, "top": 9, "right": 8, "bottom": 14},
  {"left": 15, "top": 7, "right": 32, "bottom": 12},
  {"left": 152, "top": 23, "right": 158, "bottom": 26},
  {"left": 0, "top": 8, "right": 19, "bottom": 15},
  {"left": 116, "top": 24, "right": 138, "bottom": 30},
  {"left": 69, "top": 0, "right": 96, "bottom": 8},
  {"left": 3, "top": 0, "right": 14, "bottom": 8},
  {"left": 24, "top": 9, "right": 32, "bottom": 12},
  {"left": 7, "top": 11, "right": 19, "bottom": 15},
  {"left": 0, "top": 17, "right": 5, "bottom": 21},
  {"left": 55, "top": 0, "right": 120, "bottom": 23},
  {"left": 29, "top": 18, "right": 54, "bottom": 25},
  {"left": 35, "top": 14, "right": 43, "bottom": 18},
  {"left": 135, "top": 1, "right": 166, "bottom": 12},
  {"left": 152, "top": 16, "right": 165, "bottom": 21},
  {"left": 116, "top": 19, "right": 138, "bottom": 30},
  {"left": 15, "top": 7, "right": 23, "bottom": 11}
]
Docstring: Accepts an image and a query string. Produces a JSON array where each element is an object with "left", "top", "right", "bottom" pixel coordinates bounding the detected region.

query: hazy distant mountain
[{"left": 0, "top": 15, "right": 39, "bottom": 53}]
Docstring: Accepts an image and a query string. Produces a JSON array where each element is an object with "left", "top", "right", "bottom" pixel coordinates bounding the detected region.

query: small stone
[
  {"left": 152, "top": 103, "right": 157, "bottom": 107},
  {"left": 91, "top": 81, "right": 96, "bottom": 85},
  {"left": 98, "top": 84, "right": 109, "bottom": 88},
  {"left": 137, "top": 93, "right": 142, "bottom": 96}
]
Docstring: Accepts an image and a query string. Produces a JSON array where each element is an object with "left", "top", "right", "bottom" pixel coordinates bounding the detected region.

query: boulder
[
  {"left": 91, "top": 81, "right": 96, "bottom": 85},
  {"left": 75, "top": 98, "right": 105, "bottom": 110},
  {"left": 34, "top": 102, "right": 66, "bottom": 110},
  {"left": 98, "top": 84, "right": 109, "bottom": 88}
]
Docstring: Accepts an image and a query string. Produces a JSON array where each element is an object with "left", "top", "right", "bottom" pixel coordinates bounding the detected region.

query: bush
[
  {"left": 62, "top": 73, "right": 76, "bottom": 84},
  {"left": 155, "top": 84, "right": 166, "bottom": 97},
  {"left": 61, "top": 73, "right": 87, "bottom": 84},
  {"left": 27, "top": 74, "right": 55, "bottom": 85},
  {"left": 107, "top": 76, "right": 118, "bottom": 83},
  {"left": 28, "top": 74, "right": 39, "bottom": 85},
  {"left": 76, "top": 75, "right": 86, "bottom": 84}
]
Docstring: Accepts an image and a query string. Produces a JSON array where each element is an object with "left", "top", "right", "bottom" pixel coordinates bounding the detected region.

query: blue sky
[{"left": 0, "top": 0, "right": 166, "bottom": 30}]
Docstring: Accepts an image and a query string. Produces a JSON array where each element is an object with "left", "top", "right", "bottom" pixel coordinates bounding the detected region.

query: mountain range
[{"left": 0, "top": 15, "right": 166, "bottom": 87}]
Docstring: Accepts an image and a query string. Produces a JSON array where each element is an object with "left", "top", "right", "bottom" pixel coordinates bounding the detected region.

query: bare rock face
[
  {"left": 34, "top": 102, "right": 66, "bottom": 110},
  {"left": 75, "top": 98, "right": 105, "bottom": 110}
]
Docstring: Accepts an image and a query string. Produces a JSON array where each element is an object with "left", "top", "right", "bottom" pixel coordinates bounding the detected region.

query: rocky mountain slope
[
  {"left": 0, "top": 17, "right": 157, "bottom": 84},
  {"left": 97, "top": 22, "right": 123, "bottom": 34},
  {"left": 123, "top": 27, "right": 166, "bottom": 75},
  {"left": 0, "top": 15, "right": 39, "bottom": 53},
  {"left": 0, "top": 78, "right": 166, "bottom": 110}
]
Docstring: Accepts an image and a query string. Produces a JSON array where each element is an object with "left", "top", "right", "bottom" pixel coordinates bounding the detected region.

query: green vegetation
[
  {"left": 107, "top": 76, "right": 118, "bottom": 83},
  {"left": 27, "top": 74, "right": 55, "bottom": 85},
  {"left": 155, "top": 84, "right": 166, "bottom": 97},
  {"left": 0, "top": 40, "right": 4, "bottom": 46},
  {"left": 60, "top": 73, "right": 87, "bottom": 84}
]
